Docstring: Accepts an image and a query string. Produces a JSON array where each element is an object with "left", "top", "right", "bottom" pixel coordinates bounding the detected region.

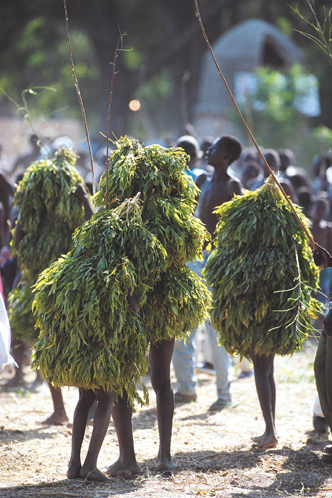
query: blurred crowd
[
  {"left": 0, "top": 130, "right": 331, "bottom": 384},
  {"left": 0, "top": 131, "right": 331, "bottom": 315}
]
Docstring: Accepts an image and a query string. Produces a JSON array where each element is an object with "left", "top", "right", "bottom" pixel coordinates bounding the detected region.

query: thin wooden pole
[
  {"left": 194, "top": 0, "right": 317, "bottom": 249},
  {"left": 63, "top": 0, "right": 96, "bottom": 195},
  {"left": 105, "top": 36, "right": 122, "bottom": 210}
]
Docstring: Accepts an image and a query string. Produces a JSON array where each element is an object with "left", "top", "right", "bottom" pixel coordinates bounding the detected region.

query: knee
[
  {"left": 97, "top": 390, "right": 113, "bottom": 407},
  {"left": 150, "top": 373, "right": 172, "bottom": 394}
]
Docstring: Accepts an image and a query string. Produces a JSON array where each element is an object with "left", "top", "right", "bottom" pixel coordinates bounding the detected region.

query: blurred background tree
[
  {"left": 0, "top": 0, "right": 331, "bottom": 145},
  {"left": 231, "top": 64, "right": 325, "bottom": 163}
]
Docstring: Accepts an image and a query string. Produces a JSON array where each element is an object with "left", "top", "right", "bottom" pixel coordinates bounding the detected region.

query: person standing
[
  {"left": 313, "top": 244, "right": 332, "bottom": 461},
  {"left": 172, "top": 135, "right": 242, "bottom": 411}
]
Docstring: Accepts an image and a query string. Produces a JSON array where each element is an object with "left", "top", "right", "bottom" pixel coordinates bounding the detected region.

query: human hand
[
  {"left": 313, "top": 244, "right": 332, "bottom": 268},
  {"left": 324, "top": 309, "right": 332, "bottom": 338}
]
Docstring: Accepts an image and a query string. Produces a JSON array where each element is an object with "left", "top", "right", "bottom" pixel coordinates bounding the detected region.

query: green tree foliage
[
  {"left": 232, "top": 64, "right": 321, "bottom": 155},
  {"left": 1, "top": 0, "right": 332, "bottom": 137},
  {"left": 0, "top": 0, "right": 238, "bottom": 137}
]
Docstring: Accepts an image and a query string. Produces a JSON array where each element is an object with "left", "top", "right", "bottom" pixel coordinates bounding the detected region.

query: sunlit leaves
[
  {"left": 9, "top": 148, "right": 88, "bottom": 340},
  {"left": 32, "top": 138, "right": 210, "bottom": 405},
  {"left": 204, "top": 179, "right": 321, "bottom": 357}
]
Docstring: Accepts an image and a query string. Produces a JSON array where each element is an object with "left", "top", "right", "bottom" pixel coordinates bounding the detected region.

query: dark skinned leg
[
  {"left": 268, "top": 355, "right": 276, "bottom": 424},
  {"left": 149, "top": 339, "right": 177, "bottom": 471},
  {"left": 250, "top": 352, "right": 278, "bottom": 449},
  {"left": 106, "top": 394, "right": 140, "bottom": 476},
  {"left": 41, "top": 384, "right": 69, "bottom": 425},
  {"left": 79, "top": 388, "right": 114, "bottom": 482},
  {"left": 67, "top": 388, "right": 96, "bottom": 479},
  {"left": 107, "top": 339, "right": 176, "bottom": 474}
]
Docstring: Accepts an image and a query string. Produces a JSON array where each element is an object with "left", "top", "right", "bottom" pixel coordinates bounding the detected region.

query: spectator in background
[
  {"left": 172, "top": 135, "right": 242, "bottom": 411},
  {"left": 296, "top": 186, "right": 312, "bottom": 218},
  {"left": 249, "top": 148, "right": 297, "bottom": 202},
  {"left": 241, "top": 162, "right": 261, "bottom": 190},
  {"left": 198, "top": 136, "right": 213, "bottom": 172},
  {"left": 309, "top": 195, "right": 332, "bottom": 328},
  {"left": 249, "top": 148, "right": 280, "bottom": 191},
  {"left": 175, "top": 135, "right": 206, "bottom": 184},
  {"left": 312, "top": 155, "right": 331, "bottom": 194},
  {"left": 278, "top": 148, "right": 296, "bottom": 174},
  {"left": 0, "top": 290, "right": 15, "bottom": 374}
]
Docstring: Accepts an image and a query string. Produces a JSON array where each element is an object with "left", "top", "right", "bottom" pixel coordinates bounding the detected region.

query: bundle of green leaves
[
  {"left": 9, "top": 147, "right": 88, "bottom": 341},
  {"left": 8, "top": 276, "right": 37, "bottom": 342},
  {"left": 203, "top": 179, "right": 321, "bottom": 357},
  {"left": 141, "top": 265, "right": 211, "bottom": 344},
  {"left": 12, "top": 147, "right": 86, "bottom": 279},
  {"left": 32, "top": 198, "right": 169, "bottom": 404},
  {"left": 95, "top": 137, "right": 211, "bottom": 345},
  {"left": 94, "top": 137, "right": 208, "bottom": 267},
  {"left": 32, "top": 138, "right": 211, "bottom": 403}
]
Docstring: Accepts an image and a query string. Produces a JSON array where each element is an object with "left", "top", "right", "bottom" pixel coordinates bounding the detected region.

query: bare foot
[
  {"left": 41, "top": 412, "right": 69, "bottom": 425},
  {"left": 67, "top": 463, "right": 82, "bottom": 479},
  {"left": 80, "top": 466, "right": 111, "bottom": 482},
  {"left": 156, "top": 458, "right": 178, "bottom": 472},
  {"left": 251, "top": 435, "right": 264, "bottom": 443},
  {"left": 256, "top": 434, "right": 278, "bottom": 449},
  {"left": 105, "top": 459, "right": 140, "bottom": 477}
]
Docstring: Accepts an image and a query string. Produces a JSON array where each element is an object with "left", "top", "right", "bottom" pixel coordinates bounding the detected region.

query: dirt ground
[{"left": 1, "top": 340, "right": 332, "bottom": 498}]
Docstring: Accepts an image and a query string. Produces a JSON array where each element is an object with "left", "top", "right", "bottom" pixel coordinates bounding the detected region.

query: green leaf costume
[
  {"left": 9, "top": 147, "right": 88, "bottom": 341},
  {"left": 32, "top": 138, "right": 211, "bottom": 405},
  {"left": 203, "top": 179, "right": 321, "bottom": 358},
  {"left": 95, "top": 138, "right": 211, "bottom": 345}
]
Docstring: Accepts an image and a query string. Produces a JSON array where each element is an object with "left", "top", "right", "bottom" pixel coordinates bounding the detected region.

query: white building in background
[{"left": 193, "top": 19, "right": 320, "bottom": 139}]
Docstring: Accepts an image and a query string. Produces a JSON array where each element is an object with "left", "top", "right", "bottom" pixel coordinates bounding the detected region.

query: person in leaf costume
[
  {"left": 96, "top": 138, "right": 210, "bottom": 476},
  {"left": 32, "top": 138, "right": 210, "bottom": 480},
  {"left": 33, "top": 197, "right": 169, "bottom": 482},
  {"left": 204, "top": 178, "right": 320, "bottom": 448},
  {"left": 10, "top": 147, "right": 93, "bottom": 424}
]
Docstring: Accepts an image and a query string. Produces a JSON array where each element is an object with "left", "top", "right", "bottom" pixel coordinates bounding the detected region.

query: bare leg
[
  {"left": 79, "top": 388, "right": 114, "bottom": 482},
  {"left": 107, "top": 339, "right": 176, "bottom": 475},
  {"left": 67, "top": 388, "right": 96, "bottom": 479},
  {"left": 268, "top": 355, "right": 276, "bottom": 424},
  {"left": 149, "top": 339, "right": 177, "bottom": 471},
  {"left": 106, "top": 394, "right": 140, "bottom": 476},
  {"left": 41, "top": 384, "right": 69, "bottom": 425},
  {"left": 250, "top": 352, "right": 278, "bottom": 449}
]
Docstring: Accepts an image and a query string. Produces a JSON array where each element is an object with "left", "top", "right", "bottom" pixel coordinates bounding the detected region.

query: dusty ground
[{"left": 1, "top": 340, "right": 332, "bottom": 498}]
